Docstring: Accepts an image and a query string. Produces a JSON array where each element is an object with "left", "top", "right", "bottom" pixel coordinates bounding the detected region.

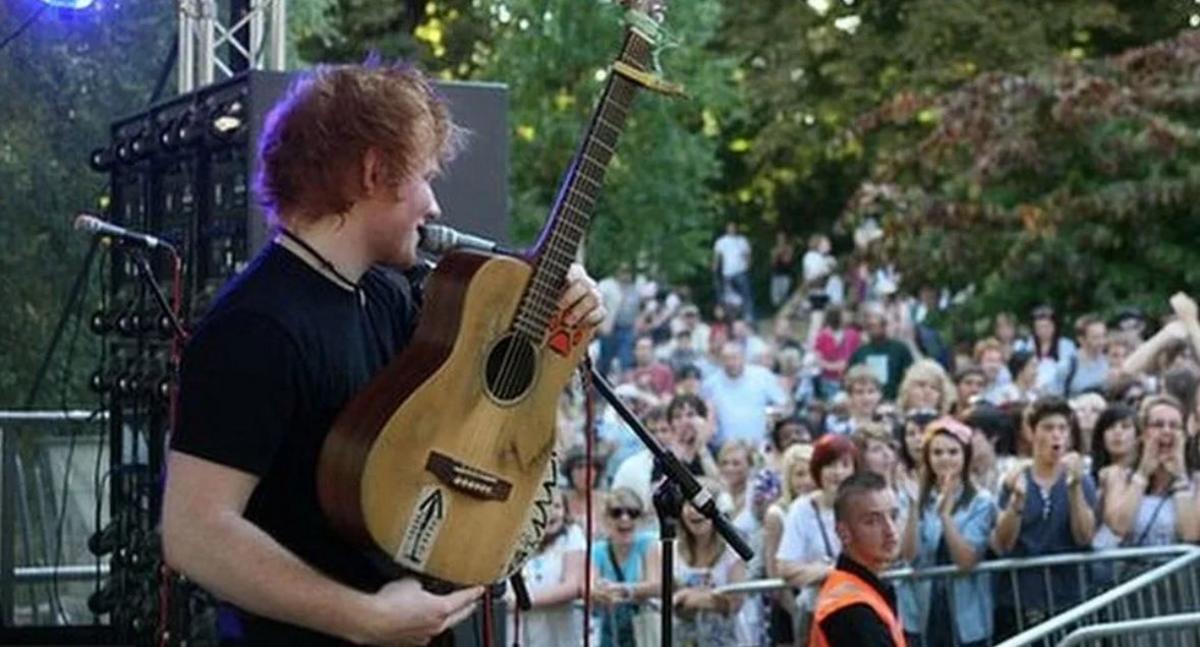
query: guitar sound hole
[{"left": 485, "top": 334, "right": 538, "bottom": 403}]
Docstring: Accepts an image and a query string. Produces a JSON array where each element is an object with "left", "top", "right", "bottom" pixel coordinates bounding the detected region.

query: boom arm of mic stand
[
  {"left": 125, "top": 248, "right": 188, "bottom": 342},
  {"left": 587, "top": 364, "right": 755, "bottom": 562}
]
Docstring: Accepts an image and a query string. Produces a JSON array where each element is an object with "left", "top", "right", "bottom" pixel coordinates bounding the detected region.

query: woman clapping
[{"left": 899, "top": 417, "right": 998, "bottom": 647}]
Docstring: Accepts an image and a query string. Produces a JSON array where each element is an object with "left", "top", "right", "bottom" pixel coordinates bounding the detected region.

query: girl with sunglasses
[
  {"left": 899, "top": 417, "right": 998, "bottom": 647},
  {"left": 590, "top": 487, "right": 662, "bottom": 647}
]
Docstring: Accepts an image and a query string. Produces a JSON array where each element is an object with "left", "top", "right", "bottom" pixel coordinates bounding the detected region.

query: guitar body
[
  {"left": 319, "top": 3, "right": 669, "bottom": 587},
  {"left": 318, "top": 249, "right": 589, "bottom": 585}
]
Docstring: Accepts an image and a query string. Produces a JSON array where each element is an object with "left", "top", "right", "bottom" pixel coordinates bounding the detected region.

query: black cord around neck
[{"left": 278, "top": 228, "right": 360, "bottom": 293}]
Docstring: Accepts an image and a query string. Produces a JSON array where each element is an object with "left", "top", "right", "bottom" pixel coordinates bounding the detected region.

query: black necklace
[{"left": 277, "top": 228, "right": 360, "bottom": 293}]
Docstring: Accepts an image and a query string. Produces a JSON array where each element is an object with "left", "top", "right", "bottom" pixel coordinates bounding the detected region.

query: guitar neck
[{"left": 512, "top": 27, "right": 656, "bottom": 342}]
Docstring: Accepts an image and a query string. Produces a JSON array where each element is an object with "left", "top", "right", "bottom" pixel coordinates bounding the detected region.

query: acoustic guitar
[{"left": 317, "top": 0, "right": 678, "bottom": 586}]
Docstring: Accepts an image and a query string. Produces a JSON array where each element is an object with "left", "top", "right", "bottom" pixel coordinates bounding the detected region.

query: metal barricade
[
  {"left": 714, "top": 545, "right": 1200, "bottom": 647},
  {"left": 0, "top": 409, "right": 109, "bottom": 627}
]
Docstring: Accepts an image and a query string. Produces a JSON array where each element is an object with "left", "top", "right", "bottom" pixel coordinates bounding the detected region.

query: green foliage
[
  {"left": 387, "top": 0, "right": 739, "bottom": 281},
  {"left": 467, "top": 0, "right": 738, "bottom": 281},
  {"left": 0, "top": 2, "right": 175, "bottom": 406},
  {"left": 840, "top": 31, "right": 1200, "bottom": 333},
  {"left": 716, "top": 0, "right": 1190, "bottom": 242}
]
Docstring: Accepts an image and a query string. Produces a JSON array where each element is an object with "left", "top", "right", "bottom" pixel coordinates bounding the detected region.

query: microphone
[
  {"left": 74, "top": 213, "right": 168, "bottom": 250},
  {"left": 418, "top": 224, "right": 501, "bottom": 256}
]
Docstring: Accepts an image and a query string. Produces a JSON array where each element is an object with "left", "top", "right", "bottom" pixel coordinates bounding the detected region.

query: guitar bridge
[{"left": 425, "top": 451, "right": 513, "bottom": 501}]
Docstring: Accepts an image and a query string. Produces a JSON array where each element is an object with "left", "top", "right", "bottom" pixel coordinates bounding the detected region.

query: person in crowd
[
  {"left": 1105, "top": 374, "right": 1148, "bottom": 410},
  {"left": 990, "top": 396, "right": 1097, "bottom": 640},
  {"left": 994, "top": 349, "right": 1039, "bottom": 405},
  {"left": 612, "top": 394, "right": 719, "bottom": 516},
  {"left": 776, "top": 346, "right": 807, "bottom": 403},
  {"left": 763, "top": 443, "right": 816, "bottom": 647},
  {"left": 1105, "top": 333, "right": 1136, "bottom": 385},
  {"left": 777, "top": 434, "right": 857, "bottom": 640},
  {"left": 1114, "top": 307, "right": 1149, "bottom": 346},
  {"left": 897, "top": 359, "right": 957, "bottom": 416},
  {"left": 899, "top": 417, "right": 997, "bottom": 647},
  {"left": 505, "top": 491, "right": 586, "bottom": 644},
  {"left": 993, "top": 312, "right": 1020, "bottom": 358},
  {"left": 855, "top": 421, "right": 916, "bottom": 523},
  {"left": 717, "top": 439, "right": 756, "bottom": 532},
  {"left": 713, "top": 221, "right": 755, "bottom": 320},
  {"left": 1090, "top": 403, "right": 1140, "bottom": 552},
  {"left": 1102, "top": 395, "right": 1200, "bottom": 546},
  {"left": 701, "top": 341, "right": 787, "bottom": 446},
  {"left": 1069, "top": 391, "right": 1107, "bottom": 457},
  {"left": 770, "top": 230, "right": 797, "bottom": 310},
  {"left": 975, "top": 338, "right": 1012, "bottom": 404},
  {"left": 849, "top": 305, "right": 915, "bottom": 400},
  {"left": 597, "top": 383, "right": 659, "bottom": 482},
  {"left": 842, "top": 365, "right": 884, "bottom": 434},
  {"left": 765, "top": 415, "right": 812, "bottom": 471},
  {"left": 597, "top": 262, "right": 643, "bottom": 376},
  {"left": 161, "top": 62, "right": 607, "bottom": 645},
  {"left": 673, "top": 478, "right": 748, "bottom": 646},
  {"left": 809, "top": 471, "right": 905, "bottom": 647},
  {"left": 1055, "top": 313, "right": 1109, "bottom": 397},
  {"left": 1016, "top": 304, "right": 1078, "bottom": 393},
  {"left": 899, "top": 409, "right": 939, "bottom": 488},
  {"left": 591, "top": 487, "right": 662, "bottom": 647},
  {"left": 663, "top": 326, "right": 707, "bottom": 377},
  {"left": 674, "top": 303, "right": 711, "bottom": 358},
  {"left": 562, "top": 445, "right": 608, "bottom": 536},
  {"left": 963, "top": 404, "right": 1016, "bottom": 494},
  {"left": 731, "top": 318, "right": 771, "bottom": 365},
  {"left": 952, "top": 366, "right": 987, "bottom": 414},
  {"left": 624, "top": 333, "right": 675, "bottom": 400},
  {"left": 813, "top": 305, "right": 862, "bottom": 400},
  {"left": 802, "top": 233, "right": 836, "bottom": 296}
]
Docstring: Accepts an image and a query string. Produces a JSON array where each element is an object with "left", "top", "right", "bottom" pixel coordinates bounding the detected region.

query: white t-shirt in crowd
[
  {"left": 802, "top": 250, "right": 835, "bottom": 286},
  {"left": 713, "top": 234, "right": 751, "bottom": 277},
  {"left": 776, "top": 493, "right": 840, "bottom": 565},
  {"left": 507, "top": 524, "right": 587, "bottom": 645}
]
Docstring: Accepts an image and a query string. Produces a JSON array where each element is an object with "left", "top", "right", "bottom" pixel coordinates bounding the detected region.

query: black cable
[
  {"left": 50, "top": 254, "right": 93, "bottom": 623},
  {"left": 0, "top": 3, "right": 47, "bottom": 55}
]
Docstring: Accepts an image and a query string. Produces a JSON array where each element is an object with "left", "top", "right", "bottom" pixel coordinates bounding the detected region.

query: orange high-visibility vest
[{"left": 808, "top": 566, "right": 906, "bottom": 647}]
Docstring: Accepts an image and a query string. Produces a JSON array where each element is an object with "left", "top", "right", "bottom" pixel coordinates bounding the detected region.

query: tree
[
  {"left": 840, "top": 30, "right": 1200, "bottom": 333},
  {"left": 0, "top": 1, "right": 176, "bottom": 406},
  {"left": 715, "top": 0, "right": 1192, "bottom": 248}
]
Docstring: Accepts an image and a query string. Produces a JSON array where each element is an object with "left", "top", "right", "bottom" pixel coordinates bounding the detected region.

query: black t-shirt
[{"left": 172, "top": 242, "right": 422, "bottom": 644}]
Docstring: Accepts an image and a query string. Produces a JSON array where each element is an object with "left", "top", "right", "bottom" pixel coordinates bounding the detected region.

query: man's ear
[
  {"left": 835, "top": 520, "right": 851, "bottom": 546},
  {"left": 360, "top": 147, "right": 384, "bottom": 198}
]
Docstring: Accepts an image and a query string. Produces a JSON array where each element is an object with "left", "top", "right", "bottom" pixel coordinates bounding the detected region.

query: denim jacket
[{"left": 897, "top": 488, "right": 998, "bottom": 644}]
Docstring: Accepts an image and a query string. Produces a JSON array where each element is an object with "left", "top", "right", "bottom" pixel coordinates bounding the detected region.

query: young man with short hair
[{"left": 809, "top": 471, "right": 905, "bottom": 647}]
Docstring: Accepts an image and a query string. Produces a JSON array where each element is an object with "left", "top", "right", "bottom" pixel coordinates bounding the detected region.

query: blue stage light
[{"left": 40, "top": 0, "right": 95, "bottom": 8}]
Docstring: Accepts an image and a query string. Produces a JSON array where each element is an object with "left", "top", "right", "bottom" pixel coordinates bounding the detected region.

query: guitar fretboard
[{"left": 512, "top": 28, "right": 655, "bottom": 342}]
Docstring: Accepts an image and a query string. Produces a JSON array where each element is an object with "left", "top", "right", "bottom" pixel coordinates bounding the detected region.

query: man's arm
[
  {"left": 818, "top": 603, "right": 899, "bottom": 646},
  {"left": 162, "top": 451, "right": 480, "bottom": 645}
]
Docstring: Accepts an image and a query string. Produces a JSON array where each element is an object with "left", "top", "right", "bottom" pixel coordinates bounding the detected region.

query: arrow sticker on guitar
[{"left": 397, "top": 486, "right": 447, "bottom": 569}]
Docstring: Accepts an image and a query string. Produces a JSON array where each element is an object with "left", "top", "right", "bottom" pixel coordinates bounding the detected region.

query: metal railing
[
  {"left": 712, "top": 545, "right": 1200, "bottom": 646},
  {"left": 0, "top": 409, "right": 109, "bottom": 626}
]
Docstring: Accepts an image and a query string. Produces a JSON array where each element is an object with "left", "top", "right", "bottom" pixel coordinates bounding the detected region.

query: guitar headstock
[{"left": 619, "top": 0, "right": 666, "bottom": 24}]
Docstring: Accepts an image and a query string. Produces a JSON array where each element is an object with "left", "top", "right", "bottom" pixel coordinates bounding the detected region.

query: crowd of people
[{"left": 507, "top": 222, "right": 1200, "bottom": 646}]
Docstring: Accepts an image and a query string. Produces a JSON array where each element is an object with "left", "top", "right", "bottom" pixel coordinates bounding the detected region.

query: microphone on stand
[
  {"left": 74, "top": 212, "right": 173, "bottom": 252},
  {"left": 417, "top": 224, "right": 503, "bottom": 256}
]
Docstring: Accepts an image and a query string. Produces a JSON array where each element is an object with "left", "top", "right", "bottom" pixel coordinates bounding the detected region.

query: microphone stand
[
  {"left": 588, "top": 364, "right": 753, "bottom": 646},
  {"left": 119, "top": 243, "right": 188, "bottom": 342}
]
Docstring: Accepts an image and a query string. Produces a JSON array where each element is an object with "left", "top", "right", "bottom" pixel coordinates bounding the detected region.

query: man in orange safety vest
[{"left": 809, "top": 471, "right": 906, "bottom": 647}]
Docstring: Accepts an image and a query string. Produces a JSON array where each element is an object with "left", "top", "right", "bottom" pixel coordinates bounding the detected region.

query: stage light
[{"left": 39, "top": 0, "right": 95, "bottom": 8}]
